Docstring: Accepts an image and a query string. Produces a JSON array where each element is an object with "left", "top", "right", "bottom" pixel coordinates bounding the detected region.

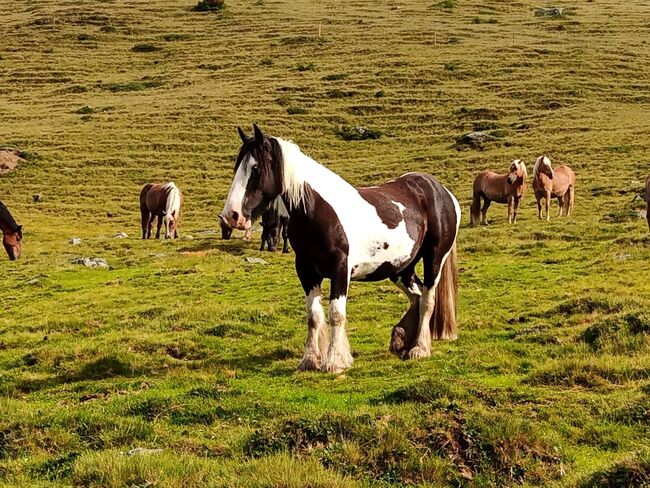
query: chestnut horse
[
  {"left": 222, "top": 125, "right": 460, "bottom": 373},
  {"left": 470, "top": 159, "right": 527, "bottom": 226},
  {"left": 646, "top": 175, "right": 650, "bottom": 231},
  {"left": 0, "top": 202, "right": 22, "bottom": 260},
  {"left": 532, "top": 156, "right": 575, "bottom": 221},
  {"left": 140, "top": 182, "right": 183, "bottom": 239}
]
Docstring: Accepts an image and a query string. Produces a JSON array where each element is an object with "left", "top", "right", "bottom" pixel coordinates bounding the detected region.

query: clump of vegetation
[
  {"left": 325, "top": 89, "right": 355, "bottom": 99},
  {"left": 554, "top": 296, "right": 623, "bottom": 315},
  {"left": 322, "top": 73, "right": 349, "bottom": 81},
  {"left": 162, "top": 33, "right": 193, "bottom": 42},
  {"left": 75, "top": 105, "right": 95, "bottom": 114},
  {"left": 472, "top": 17, "right": 498, "bottom": 24},
  {"left": 194, "top": 0, "right": 225, "bottom": 11},
  {"left": 580, "top": 453, "right": 650, "bottom": 487},
  {"left": 335, "top": 125, "right": 382, "bottom": 141},
  {"left": 131, "top": 43, "right": 161, "bottom": 53},
  {"left": 295, "top": 62, "right": 316, "bottom": 72},
  {"left": 581, "top": 311, "right": 650, "bottom": 352},
  {"left": 103, "top": 80, "right": 163, "bottom": 92},
  {"left": 436, "top": 0, "right": 457, "bottom": 9},
  {"left": 286, "top": 106, "right": 308, "bottom": 115},
  {"left": 77, "top": 33, "right": 95, "bottom": 42},
  {"left": 603, "top": 208, "right": 642, "bottom": 223}
]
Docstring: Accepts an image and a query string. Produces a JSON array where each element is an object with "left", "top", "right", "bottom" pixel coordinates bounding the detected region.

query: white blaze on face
[{"left": 222, "top": 155, "right": 255, "bottom": 230}]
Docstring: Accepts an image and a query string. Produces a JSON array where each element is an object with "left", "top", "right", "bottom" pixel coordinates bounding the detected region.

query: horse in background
[
  {"left": 260, "top": 198, "right": 290, "bottom": 253},
  {"left": 140, "top": 182, "right": 183, "bottom": 239},
  {"left": 0, "top": 202, "right": 22, "bottom": 260},
  {"left": 646, "top": 175, "right": 650, "bottom": 231},
  {"left": 222, "top": 125, "right": 460, "bottom": 373},
  {"left": 470, "top": 159, "right": 527, "bottom": 226},
  {"left": 532, "top": 156, "right": 575, "bottom": 221}
]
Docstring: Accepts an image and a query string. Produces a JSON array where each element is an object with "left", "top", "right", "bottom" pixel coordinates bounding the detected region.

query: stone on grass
[
  {"left": 69, "top": 237, "right": 82, "bottom": 246},
  {"left": 114, "top": 232, "right": 129, "bottom": 239},
  {"left": 535, "top": 7, "right": 564, "bottom": 17},
  {"left": 125, "top": 448, "right": 164, "bottom": 457},
  {"left": 245, "top": 257, "right": 268, "bottom": 265},
  {"left": 72, "top": 257, "right": 109, "bottom": 269}
]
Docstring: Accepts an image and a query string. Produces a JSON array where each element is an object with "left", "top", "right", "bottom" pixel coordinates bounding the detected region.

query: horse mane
[
  {"left": 163, "top": 182, "right": 181, "bottom": 216},
  {"left": 516, "top": 159, "right": 528, "bottom": 179},
  {"left": 0, "top": 202, "right": 19, "bottom": 232},
  {"left": 533, "top": 156, "right": 551, "bottom": 178},
  {"left": 274, "top": 138, "right": 320, "bottom": 211}
]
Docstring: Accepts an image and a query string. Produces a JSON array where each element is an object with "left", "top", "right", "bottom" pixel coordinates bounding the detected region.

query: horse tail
[
  {"left": 431, "top": 240, "right": 458, "bottom": 341},
  {"left": 567, "top": 185, "right": 575, "bottom": 215}
]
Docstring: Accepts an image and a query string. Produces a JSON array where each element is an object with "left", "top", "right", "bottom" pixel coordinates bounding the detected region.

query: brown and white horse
[
  {"left": 0, "top": 202, "right": 22, "bottom": 260},
  {"left": 646, "top": 175, "right": 650, "bottom": 231},
  {"left": 532, "top": 156, "right": 575, "bottom": 221},
  {"left": 260, "top": 198, "right": 290, "bottom": 253},
  {"left": 470, "top": 159, "right": 527, "bottom": 226},
  {"left": 221, "top": 125, "right": 460, "bottom": 373},
  {"left": 140, "top": 182, "right": 183, "bottom": 239}
]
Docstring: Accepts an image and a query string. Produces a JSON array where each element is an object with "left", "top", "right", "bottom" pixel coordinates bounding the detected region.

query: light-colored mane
[
  {"left": 163, "top": 182, "right": 181, "bottom": 217},
  {"left": 533, "top": 156, "right": 552, "bottom": 178}
]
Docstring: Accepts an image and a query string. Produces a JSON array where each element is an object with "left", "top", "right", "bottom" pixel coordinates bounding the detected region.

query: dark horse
[
  {"left": 221, "top": 125, "right": 460, "bottom": 373},
  {"left": 260, "top": 198, "right": 290, "bottom": 253},
  {"left": 140, "top": 182, "right": 183, "bottom": 239},
  {"left": 0, "top": 202, "right": 23, "bottom": 260}
]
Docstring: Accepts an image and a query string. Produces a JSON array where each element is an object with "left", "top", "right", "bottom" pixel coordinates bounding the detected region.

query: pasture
[{"left": 1, "top": 0, "right": 649, "bottom": 486}]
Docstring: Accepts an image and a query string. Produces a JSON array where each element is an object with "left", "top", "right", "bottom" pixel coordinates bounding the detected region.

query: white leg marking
[
  {"left": 322, "top": 296, "right": 353, "bottom": 373},
  {"left": 408, "top": 286, "right": 435, "bottom": 359},
  {"left": 298, "top": 287, "right": 327, "bottom": 371}
]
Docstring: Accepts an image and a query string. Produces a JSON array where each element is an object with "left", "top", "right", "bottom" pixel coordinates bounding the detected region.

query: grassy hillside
[{"left": 1, "top": 0, "right": 649, "bottom": 486}]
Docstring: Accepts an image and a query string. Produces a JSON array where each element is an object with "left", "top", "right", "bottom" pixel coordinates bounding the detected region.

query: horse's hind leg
[
  {"left": 480, "top": 197, "right": 491, "bottom": 225},
  {"left": 567, "top": 186, "right": 575, "bottom": 216},
  {"left": 390, "top": 269, "right": 422, "bottom": 356},
  {"left": 141, "top": 210, "right": 150, "bottom": 239},
  {"left": 557, "top": 196, "right": 564, "bottom": 217}
]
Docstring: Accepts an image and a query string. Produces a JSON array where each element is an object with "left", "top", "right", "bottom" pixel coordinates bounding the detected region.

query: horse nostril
[{"left": 230, "top": 210, "right": 239, "bottom": 222}]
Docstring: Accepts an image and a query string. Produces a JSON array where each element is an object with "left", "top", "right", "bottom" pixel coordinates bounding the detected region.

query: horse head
[
  {"left": 3, "top": 225, "right": 22, "bottom": 260},
  {"left": 507, "top": 159, "right": 527, "bottom": 184},
  {"left": 536, "top": 156, "right": 554, "bottom": 180},
  {"left": 222, "top": 124, "right": 283, "bottom": 230},
  {"left": 162, "top": 210, "right": 177, "bottom": 239}
]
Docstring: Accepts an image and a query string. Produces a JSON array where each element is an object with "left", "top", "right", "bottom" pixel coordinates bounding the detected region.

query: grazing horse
[
  {"left": 260, "top": 198, "right": 290, "bottom": 253},
  {"left": 646, "top": 175, "right": 650, "bottom": 232},
  {"left": 221, "top": 125, "right": 460, "bottom": 373},
  {"left": 532, "top": 156, "right": 575, "bottom": 221},
  {"left": 0, "top": 202, "right": 23, "bottom": 260},
  {"left": 470, "top": 159, "right": 527, "bottom": 226},
  {"left": 140, "top": 182, "right": 183, "bottom": 239}
]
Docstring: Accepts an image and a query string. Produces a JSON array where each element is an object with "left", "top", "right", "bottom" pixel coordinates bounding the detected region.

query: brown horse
[
  {"left": 532, "top": 156, "right": 575, "bottom": 221},
  {"left": 646, "top": 175, "right": 650, "bottom": 231},
  {"left": 140, "top": 182, "right": 183, "bottom": 239},
  {"left": 0, "top": 202, "right": 22, "bottom": 260},
  {"left": 470, "top": 159, "right": 527, "bottom": 226}
]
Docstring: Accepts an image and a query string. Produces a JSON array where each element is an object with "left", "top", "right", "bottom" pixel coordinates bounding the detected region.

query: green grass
[{"left": 0, "top": 0, "right": 649, "bottom": 486}]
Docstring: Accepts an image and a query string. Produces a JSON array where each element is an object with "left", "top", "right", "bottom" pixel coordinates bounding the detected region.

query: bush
[
  {"left": 194, "top": 0, "right": 225, "bottom": 12},
  {"left": 335, "top": 126, "right": 382, "bottom": 141}
]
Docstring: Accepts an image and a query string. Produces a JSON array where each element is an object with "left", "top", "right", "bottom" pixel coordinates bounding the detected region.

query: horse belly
[{"left": 348, "top": 223, "right": 417, "bottom": 281}]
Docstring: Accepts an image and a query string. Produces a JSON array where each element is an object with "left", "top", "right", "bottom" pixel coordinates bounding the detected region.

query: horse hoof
[
  {"left": 297, "top": 355, "right": 321, "bottom": 371},
  {"left": 321, "top": 353, "right": 353, "bottom": 373},
  {"left": 407, "top": 345, "right": 431, "bottom": 360},
  {"left": 390, "top": 327, "right": 407, "bottom": 355}
]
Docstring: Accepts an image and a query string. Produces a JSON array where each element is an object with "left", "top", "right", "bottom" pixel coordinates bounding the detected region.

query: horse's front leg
[
  {"left": 513, "top": 196, "right": 522, "bottom": 223},
  {"left": 296, "top": 260, "right": 328, "bottom": 371},
  {"left": 507, "top": 196, "right": 514, "bottom": 224},
  {"left": 322, "top": 258, "right": 353, "bottom": 373},
  {"left": 155, "top": 215, "right": 163, "bottom": 239},
  {"left": 545, "top": 191, "right": 551, "bottom": 221},
  {"left": 390, "top": 271, "right": 422, "bottom": 356}
]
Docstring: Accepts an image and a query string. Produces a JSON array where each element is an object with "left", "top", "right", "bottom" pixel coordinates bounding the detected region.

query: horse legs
[
  {"left": 296, "top": 261, "right": 328, "bottom": 371},
  {"left": 513, "top": 196, "right": 522, "bottom": 223},
  {"left": 507, "top": 196, "right": 514, "bottom": 224},
  {"left": 566, "top": 186, "right": 575, "bottom": 217},
  {"left": 155, "top": 214, "right": 163, "bottom": 239},
  {"left": 322, "top": 256, "right": 353, "bottom": 373},
  {"left": 557, "top": 196, "right": 564, "bottom": 217},
  {"left": 146, "top": 213, "right": 155, "bottom": 239},
  {"left": 470, "top": 192, "right": 481, "bottom": 227},
  {"left": 536, "top": 195, "right": 542, "bottom": 220},
  {"left": 389, "top": 270, "right": 422, "bottom": 356},
  {"left": 545, "top": 191, "right": 552, "bottom": 221},
  {"left": 141, "top": 209, "right": 150, "bottom": 239},
  {"left": 480, "top": 198, "right": 491, "bottom": 225}
]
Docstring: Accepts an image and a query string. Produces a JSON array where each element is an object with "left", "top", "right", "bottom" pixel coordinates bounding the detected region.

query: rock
[
  {"left": 72, "top": 257, "right": 109, "bottom": 269},
  {"left": 245, "top": 257, "right": 268, "bottom": 265},
  {"left": 535, "top": 7, "right": 564, "bottom": 17},
  {"left": 114, "top": 232, "right": 129, "bottom": 239},
  {"left": 32, "top": 194, "right": 42, "bottom": 203},
  {"left": 336, "top": 125, "right": 382, "bottom": 141},
  {"left": 125, "top": 448, "right": 164, "bottom": 457},
  {"left": 456, "top": 131, "right": 500, "bottom": 149},
  {"left": 69, "top": 237, "right": 82, "bottom": 246}
]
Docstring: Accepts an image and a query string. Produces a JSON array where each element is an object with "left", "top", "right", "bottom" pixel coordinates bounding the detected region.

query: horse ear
[
  {"left": 237, "top": 126, "right": 247, "bottom": 144},
  {"left": 253, "top": 124, "right": 264, "bottom": 146}
]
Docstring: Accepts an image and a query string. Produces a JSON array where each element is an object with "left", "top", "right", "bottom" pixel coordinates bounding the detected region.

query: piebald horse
[
  {"left": 0, "top": 202, "right": 22, "bottom": 260},
  {"left": 260, "top": 198, "right": 290, "bottom": 253},
  {"left": 140, "top": 182, "right": 183, "bottom": 239},
  {"left": 532, "top": 156, "right": 575, "bottom": 221},
  {"left": 470, "top": 159, "right": 527, "bottom": 226},
  {"left": 221, "top": 125, "right": 460, "bottom": 373}
]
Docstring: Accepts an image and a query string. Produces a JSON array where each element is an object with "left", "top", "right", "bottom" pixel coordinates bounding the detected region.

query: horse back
[
  {"left": 141, "top": 183, "right": 168, "bottom": 214},
  {"left": 552, "top": 166, "right": 575, "bottom": 196}
]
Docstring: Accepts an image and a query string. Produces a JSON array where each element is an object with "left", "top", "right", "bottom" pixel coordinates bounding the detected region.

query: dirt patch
[{"left": 0, "top": 148, "right": 27, "bottom": 174}]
